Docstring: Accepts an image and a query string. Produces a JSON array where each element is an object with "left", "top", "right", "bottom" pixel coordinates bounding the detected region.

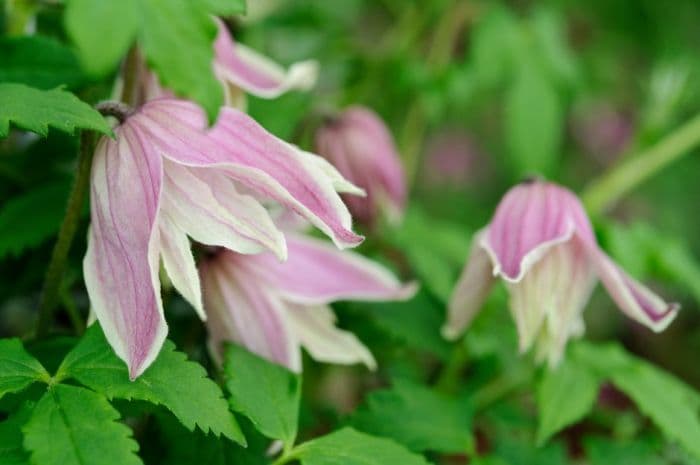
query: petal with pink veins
[
  {"left": 242, "top": 234, "right": 417, "bottom": 305},
  {"left": 83, "top": 124, "right": 167, "bottom": 379},
  {"left": 213, "top": 18, "right": 318, "bottom": 99},
  {"left": 136, "top": 100, "right": 363, "bottom": 249},
  {"left": 286, "top": 304, "right": 376, "bottom": 370}
]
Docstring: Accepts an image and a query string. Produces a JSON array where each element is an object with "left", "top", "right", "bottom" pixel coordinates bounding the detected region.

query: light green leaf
[
  {"left": 201, "top": 0, "right": 247, "bottom": 15},
  {"left": 0, "top": 180, "right": 71, "bottom": 259},
  {"left": 471, "top": 6, "right": 519, "bottom": 88},
  {"left": 536, "top": 358, "right": 600, "bottom": 444},
  {"left": 64, "top": 0, "right": 140, "bottom": 77},
  {"left": 0, "top": 403, "right": 33, "bottom": 465},
  {"left": 505, "top": 61, "right": 562, "bottom": 177},
  {"left": 223, "top": 343, "right": 300, "bottom": 447},
  {"left": 139, "top": 0, "right": 223, "bottom": 121},
  {"left": 349, "top": 378, "right": 473, "bottom": 453},
  {"left": 0, "top": 83, "right": 111, "bottom": 138},
  {"left": 530, "top": 8, "right": 579, "bottom": 88},
  {"left": 289, "top": 428, "right": 431, "bottom": 465},
  {"left": 57, "top": 325, "right": 244, "bottom": 444},
  {"left": 0, "top": 338, "right": 50, "bottom": 400},
  {"left": 573, "top": 342, "right": 700, "bottom": 460},
  {"left": 0, "top": 36, "right": 84, "bottom": 89},
  {"left": 23, "top": 384, "right": 141, "bottom": 465}
]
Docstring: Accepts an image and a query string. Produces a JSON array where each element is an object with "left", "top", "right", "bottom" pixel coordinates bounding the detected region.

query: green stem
[
  {"left": 434, "top": 339, "right": 469, "bottom": 394},
  {"left": 581, "top": 113, "right": 700, "bottom": 216},
  {"left": 35, "top": 131, "right": 95, "bottom": 338}
]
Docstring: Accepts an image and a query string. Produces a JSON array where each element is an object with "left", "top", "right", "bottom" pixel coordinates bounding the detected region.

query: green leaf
[
  {"left": 530, "top": 8, "right": 579, "bottom": 88},
  {"left": 471, "top": 7, "right": 519, "bottom": 88},
  {"left": 573, "top": 342, "right": 700, "bottom": 460},
  {"left": 139, "top": 0, "right": 223, "bottom": 121},
  {"left": 0, "top": 36, "right": 84, "bottom": 89},
  {"left": 583, "top": 436, "right": 665, "bottom": 465},
  {"left": 0, "top": 403, "right": 33, "bottom": 465},
  {"left": 201, "top": 0, "right": 247, "bottom": 15},
  {"left": 64, "top": 0, "right": 140, "bottom": 77},
  {"left": 536, "top": 358, "right": 600, "bottom": 444},
  {"left": 23, "top": 384, "right": 141, "bottom": 465},
  {"left": 349, "top": 378, "right": 473, "bottom": 453},
  {"left": 0, "top": 338, "right": 50, "bottom": 400},
  {"left": 0, "top": 180, "right": 71, "bottom": 259},
  {"left": 0, "top": 83, "right": 111, "bottom": 138},
  {"left": 57, "top": 325, "right": 244, "bottom": 444},
  {"left": 505, "top": 61, "right": 562, "bottom": 177},
  {"left": 289, "top": 428, "right": 431, "bottom": 465},
  {"left": 223, "top": 343, "right": 300, "bottom": 447}
]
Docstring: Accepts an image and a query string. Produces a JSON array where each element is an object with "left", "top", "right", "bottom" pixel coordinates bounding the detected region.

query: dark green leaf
[
  {"left": 57, "top": 325, "right": 244, "bottom": 444},
  {"left": 505, "top": 61, "right": 562, "bottom": 177},
  {"left": 64, "top": 0, "right": 140, "bottom": 77},
  {"left": 0, "top": 36, "right": 84, "bottom": 89},
  {"left": 536, "top": 358, "right": 600, "bottom": 444},
  {"left": 349, "top": 378, "right": 473, "bottom": 453},
  {"left": 0, "top": 83, "right": 111, "bottom": 138},
  {"left": 23, "top": 384, "right": 141, "bottom": 465},
  {"left": 583, "top": 436, "right": 665, "bottom": 465},
  {"left": 139, "top": 0, "right": 223, "bottom": 121},
  {"left": 0, "top": 403, "right": 33, "bottom": 465},
  {"left": 0, "top": 180, "right": 71, "bottom": 259},
  {"left": 289, "top": 428, "right": 431, "bottom": 465},
  {"left": 223, "top": 343, "right": 300, "bottom": 448},
  {"left": 0, "top": 338, "right": 50, "bottom": 400}
]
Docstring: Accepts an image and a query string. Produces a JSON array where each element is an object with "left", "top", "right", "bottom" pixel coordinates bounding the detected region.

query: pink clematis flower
[
  {"left": 315, "top": 106, "right": 406, "bottom": 227},
  {"left": 84, "top": 98, "right": 362, "bottom": 379},
  {"left": 200, "top": 233, "right": 417, "bottom": 371},
  {"left": 442, "top": 180, "right": 679, "bottom": 366}
]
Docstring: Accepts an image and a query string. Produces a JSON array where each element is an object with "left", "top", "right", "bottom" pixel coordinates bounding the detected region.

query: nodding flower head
[{"left": 442, "top": 180, "right": 679, "bottom": 367}]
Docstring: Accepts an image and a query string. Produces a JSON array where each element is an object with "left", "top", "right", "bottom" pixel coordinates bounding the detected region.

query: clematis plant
[
  {"left": 442, "top": 180, "right": 679, "bottom": 366},
  {"left": 200, "top": 232, "right": 417, "bottom": 371},
  {"left": 315, "top": 106, "right": 407, "bottom": 227},
  {"left": 85, "top": 98, "right": 363, "bottom": 378}
]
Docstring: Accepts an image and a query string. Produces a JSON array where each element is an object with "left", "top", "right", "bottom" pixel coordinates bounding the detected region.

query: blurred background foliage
[{"left": 3, "top": 0, "right": 700, "bottom": 463}]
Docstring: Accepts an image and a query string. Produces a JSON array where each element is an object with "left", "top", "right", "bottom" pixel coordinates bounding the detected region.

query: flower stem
[
  {"left": 35, "top": 131, "right": 95, "bottom": 338},
  {"left": 434, "top": 339, "right": 469, "bottom": 394},
  {"left": 582, "top": 112, "right": 700, "bottom": 216}
]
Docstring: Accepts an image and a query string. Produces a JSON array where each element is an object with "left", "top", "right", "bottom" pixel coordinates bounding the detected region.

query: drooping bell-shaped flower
[
  {"left": 315, "top": 106, "right": 407, "bottom": 227},
  {"left": 84, "top": 98, "right": 362, "bottom": 379},
  {"left": 200, "top": 233, "right": 417, "bottom": 372},
  {"left": 442, "top": 180, "right": 679, "bottom": 366}
]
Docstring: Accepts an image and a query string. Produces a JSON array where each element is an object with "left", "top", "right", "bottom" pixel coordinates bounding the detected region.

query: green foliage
[
  {"left": 202, "top": 0, "right": 247, "bottom": 15},
  {"left": 536, "top": 358, "right": 600, "bottom": 444},
  {"left": 0, "top": 83, "right": 111, "bottom": 138},
  {"left": 23, "top": 384, "right": 142, "bottom": 465},
  {"left": 0, "top": 180, "right": 70, "bottom": 259},
  {"left": 572, "top": 342, "right": 700, "bottom": 460},
  {"left": 0, "top": 35, "right": 84, "bottom": 89},
  {"left": 0, "top": 338, "right": 50, "bottom": 399},
  {"left": 583, "top": 436, "right": 664, "bottom": 465},
  {"left": 57, "top": 325, "right": 244, "bottom": 444},
  {"left": 223, "top": 343, "right": 300, "bottom": 448},
  {"left": 0, "top": 403, "right": 32, "bottom": 465},
  {"left": 288, "top": 428, "right": 431, "bottom": 465},
  {"left": 349, "top": 378, "right": 474, "bottom": 453}
]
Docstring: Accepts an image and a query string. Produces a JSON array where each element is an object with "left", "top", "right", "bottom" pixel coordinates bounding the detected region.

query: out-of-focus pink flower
[
  {"left": 315, "top": 106, "right": 406, "bottom": 227},
  {"left": 84, "top": 98, "right": 362, "bottom": 379},
  {"left": 200, "top": 233, "right": 417, "bottom": 371},
  {"left": 442, "top": 180, "right": 679, "bottom": 366},
  {"left": 422, "top": 130, "right": 489, "bottom": 188},
  {"left": 571, "top": 103, "right": 634, "bottom": 164}
]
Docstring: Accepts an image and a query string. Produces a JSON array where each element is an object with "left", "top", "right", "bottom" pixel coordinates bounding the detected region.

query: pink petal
[
  {"left": 159, "top": 214, "right": 204, "bottom": 320},
  {"left": 240, "top": 234, "right": 417, "bottom": 305},
  {"left": 286, "top": 304, "right": 376, "bottom": 369},
  {"left": 160, "top": 159, "right": 287, "bottom": 259},
  {"left": 443, "top": 230, "right": 495, "bottom": 340},
  {"left": 483, "top": 181, "right": 587, "bottom": 282},
  {"left": 83, "top": 124, "right": 167, "bottom": 379},
  {"left": 136, "top": 99, "right": 363, "bottom": 249},
  {"left": 201, "top": 252, "right": 301, "bottom": 371},
  {"left": 590, "top": 248, "right": 679, "bottom": 332},
  {"left": 507, "top": 238, "right": 596, "bottom": 365},
  {"left": 213, "top": 18, "right": 318, "bottom": 99}
]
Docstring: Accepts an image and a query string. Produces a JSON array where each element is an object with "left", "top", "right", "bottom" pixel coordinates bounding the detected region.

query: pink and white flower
[
  {"left": 442, "top": 180, "right": 679, "bottom": 366},
  {"left": 200, "top": 233, "right": 417, "bottom": 372},
  {"left": 84, "top": 98, "right": 362, "bottom": 379},
  {"left": 315, "top": 106, "right": 406, "bottom": 227}
]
